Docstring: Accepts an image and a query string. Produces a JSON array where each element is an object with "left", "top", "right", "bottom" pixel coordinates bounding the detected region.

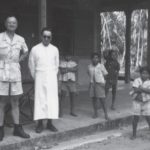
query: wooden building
[{"left": 0, "top": 0, "right": 150, "bottom": 83}]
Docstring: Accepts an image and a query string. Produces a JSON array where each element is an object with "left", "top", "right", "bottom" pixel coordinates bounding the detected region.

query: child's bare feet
[
  {"left": 130, "top": 135, "right": 136, "bottom": 140},
  {"left": 92, "top": 114, "right": 98, "bottom": 119},
  {"left": 70, "top": 113, "right": 78, "bottom": 117},
  {"left": 111, "top": 105, "right": 116, "bottom": 110},
  {"left": 105, "top": 115, "right": 110, "bottom": 121}
]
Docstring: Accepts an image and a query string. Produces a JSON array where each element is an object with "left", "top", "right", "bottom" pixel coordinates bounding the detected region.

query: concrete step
[
  {"left": 44, "top": 130, "right": 123, "bottom": 150},
  {"left": 47, "top": 123, "right": 148, "bottom": 150},
  {"left": 0, "top": 115, "right": 134, "bottom": 150}
]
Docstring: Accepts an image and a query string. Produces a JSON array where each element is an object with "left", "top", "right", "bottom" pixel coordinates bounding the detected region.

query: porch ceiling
[
  {"left": 97, "top": 0, "right": 149, "bottom": 8},
  {"left": 0, "top": 0, "right": 149, "bottom": 12},
  {"left": 51, "top": 0, "right": 150, "bottom": 11}
]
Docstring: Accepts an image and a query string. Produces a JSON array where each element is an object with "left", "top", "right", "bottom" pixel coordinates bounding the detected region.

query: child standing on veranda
[
  {"left": 88, "top": 52, "right": 109, "bottom": 120},
  {"left": 130, "top": 66, "right": 150, "bottom": 139},
  {"left": 105, "top": 50, "right": 120, "bottom": 110},
  {"left": 59, "top": 54, "right": 78, "bottom": 117}
]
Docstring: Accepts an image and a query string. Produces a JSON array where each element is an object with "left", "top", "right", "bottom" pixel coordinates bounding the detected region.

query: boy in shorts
[
  {"left": 105, "top": 50, "right": 120, "bottom": 110},
  {"left": 59, "top": 53, "right": 78, "bottom": 117},
  {"left": 88, "top": 52, "right": 109, "bottom": 120}
]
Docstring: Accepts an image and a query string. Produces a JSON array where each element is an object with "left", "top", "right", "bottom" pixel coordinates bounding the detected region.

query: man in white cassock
[{"left": 28, "top": 27, "right": 59, "bottom": 133}]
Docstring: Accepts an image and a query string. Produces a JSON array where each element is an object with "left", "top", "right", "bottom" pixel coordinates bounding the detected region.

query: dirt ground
[{"left": 73, "top": 129, "right": 150, "bottom": 150}]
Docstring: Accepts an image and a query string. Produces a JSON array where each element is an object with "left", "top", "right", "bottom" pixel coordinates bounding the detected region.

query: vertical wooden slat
[
  {"left": 93, "top": 10, "right": 101, "bottom": 57},
  {"left": 147, "top": 9, "right": 150, "bottom": 68},
  {"left": 125, "top": 10, "right": 132, "bottom": 83},
  {"left": 38, "top": 0, "right": 47, "bottom": 37}
]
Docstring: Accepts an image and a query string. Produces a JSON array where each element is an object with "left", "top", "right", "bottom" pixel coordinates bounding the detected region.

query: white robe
[{"left": 28, "top": 43, "right": 59, "bottom": 120}]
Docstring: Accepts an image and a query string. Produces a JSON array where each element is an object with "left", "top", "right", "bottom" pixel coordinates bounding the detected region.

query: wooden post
[
  {"left": 38, "top": 0, "right": 47, "bottom": 37},
  {"left": 125, "top": 10, "right": 132, "bottom": 83},
  {"left": 93, "top": 10, "right": 101, "bottom": 56},
  {"left": 147, "top": 9, "right": 150, "bottom": 68}
]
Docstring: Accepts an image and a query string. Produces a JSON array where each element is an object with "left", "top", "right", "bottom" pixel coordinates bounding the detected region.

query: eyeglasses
[{"left": 43, "top": 35, "right": 51, "bottom": 39}]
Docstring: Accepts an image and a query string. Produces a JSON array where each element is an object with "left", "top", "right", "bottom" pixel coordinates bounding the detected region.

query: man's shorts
[
  {"left": 89, "top": 83, "right": 105, "bottom": 98},
  {"left": 61, "top": 81, "right": 77, "bottom": 93},
  {"left": 0, "top": 81, "right": 23, "bottom": 96}
]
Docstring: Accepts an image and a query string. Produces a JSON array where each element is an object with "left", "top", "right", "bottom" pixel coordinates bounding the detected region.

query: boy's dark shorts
[
  {"left": 61, "top": 81, "right": 77, "bottom": 93},
  {"left": 105, "top": 79, "right": 118, "bottom": 91}
]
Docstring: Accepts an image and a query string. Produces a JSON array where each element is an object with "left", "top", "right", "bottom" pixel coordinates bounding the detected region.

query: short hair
[
  {"left": 91, "top": 52, "right": 100, "bottom": 59},
  {"left": 5, "top": 16, "right": 18, "bottom": 24},
  {"left": 41, "top": 27, "right": 52, "bottom": 35},
  {"left": 103, "top": 50, "right": 109, "bottom": 60},
  {"left": 139, "top": 66, "right": 150, "bottom": 74}
]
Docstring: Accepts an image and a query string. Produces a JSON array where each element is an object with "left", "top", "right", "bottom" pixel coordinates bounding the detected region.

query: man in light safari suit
[{"left": 0, "top": 16, "right": 30, "bottom": 141}]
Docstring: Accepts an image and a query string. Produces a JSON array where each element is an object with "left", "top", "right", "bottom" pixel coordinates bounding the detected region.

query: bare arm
[
  {"left": 67, "top": 66, "right": 78, "bottom": 72},
  {"left": 59, "top": 67, "right": 67, "bottom": 74},
  {"left": 139, "top": 86, "right": 150, "bottom": 94},
  {"left": 19, "top": 38, "right": 28, "bottom": 62},
  {"left": 133, "top": 87, "right": 142, "bottom": 93},
  {"left": 19, "top": 51, "right": 28, "bottom": 62},
  {"left": 28, "top": 49, "right": 36, "bottom": 79},
  {"left": 60, "top": 66, "right": 78, "bottom": 74}
]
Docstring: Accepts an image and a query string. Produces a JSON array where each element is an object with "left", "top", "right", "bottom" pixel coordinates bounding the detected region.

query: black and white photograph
[{"left": 0, "top": 0, "right": 150, "bottom": 149}]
